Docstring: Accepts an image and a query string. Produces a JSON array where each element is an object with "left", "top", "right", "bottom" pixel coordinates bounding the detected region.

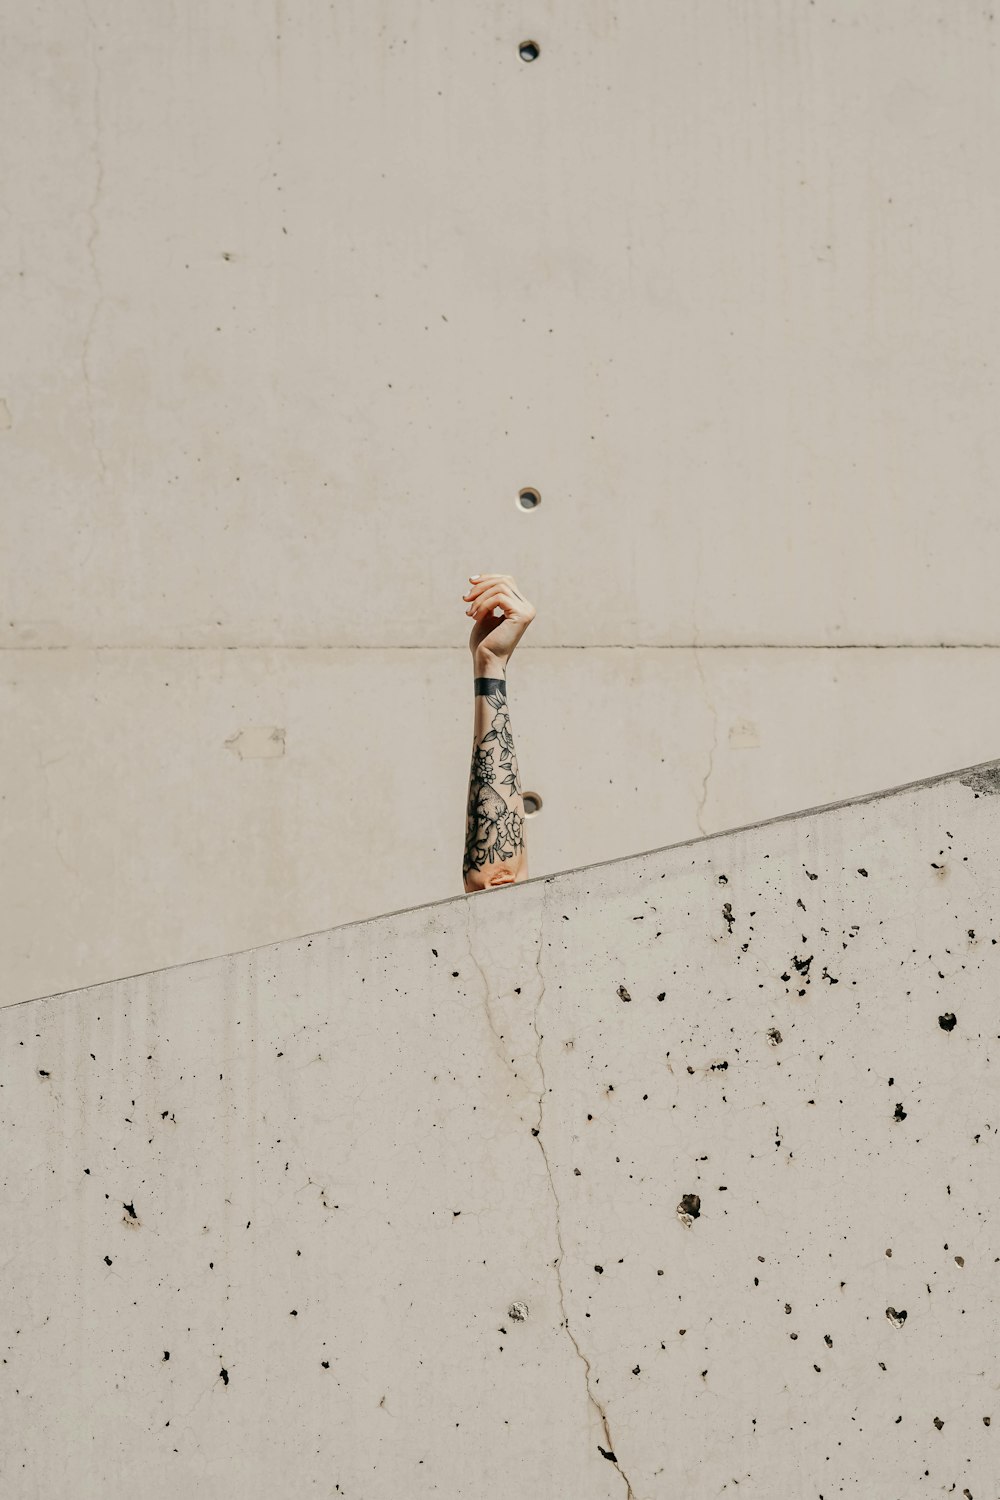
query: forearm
[{"left": 463, "top": 654, "right": 528, "bottom": 891}]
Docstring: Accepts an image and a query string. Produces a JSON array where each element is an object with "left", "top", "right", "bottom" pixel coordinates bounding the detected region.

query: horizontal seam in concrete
[
  {"left": 12, "top": 751, "right": 1000, "bottom": 1012},
  {"left": 3, "top": 643, "right": 1000, "bottom": 653}
]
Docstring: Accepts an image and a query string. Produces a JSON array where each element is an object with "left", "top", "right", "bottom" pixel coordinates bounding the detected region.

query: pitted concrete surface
[{"left": 1, "top": 758, "right": 998, "bottom": 1497}]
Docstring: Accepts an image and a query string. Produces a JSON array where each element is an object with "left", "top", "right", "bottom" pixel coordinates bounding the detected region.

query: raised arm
[{"left": 461, "top": 574, "right": 536, "bottom": 892}]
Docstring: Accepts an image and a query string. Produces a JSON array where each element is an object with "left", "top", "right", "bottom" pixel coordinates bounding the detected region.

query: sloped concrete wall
[{"left": 2, "top": 757, "right": 998, "bottom": 1498}]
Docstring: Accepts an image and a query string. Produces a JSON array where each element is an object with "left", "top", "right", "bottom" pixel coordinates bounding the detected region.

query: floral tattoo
[{"left": 464, "top": 679, "right": 525, "bottom": 881}]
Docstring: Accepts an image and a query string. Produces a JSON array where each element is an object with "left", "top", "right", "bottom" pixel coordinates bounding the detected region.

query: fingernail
[{"left": 470, "top": 574, "right": 480, "bottom": 580}]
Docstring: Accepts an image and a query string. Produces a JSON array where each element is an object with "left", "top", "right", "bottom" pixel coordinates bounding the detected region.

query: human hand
[{"left": 463, "top": 574, "right": 536, "bottom": 666}]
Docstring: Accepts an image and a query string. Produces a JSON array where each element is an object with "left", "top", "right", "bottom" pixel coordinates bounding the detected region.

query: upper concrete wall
[
  {"left": 4, "top": 0, "right": 999, "bottom": 648},
  {"left": 2, "top": 756, "right": 997, "bottom": 1497},
  {"left": 4, "top": 0, "right": 1000, "bottom": 1003}
]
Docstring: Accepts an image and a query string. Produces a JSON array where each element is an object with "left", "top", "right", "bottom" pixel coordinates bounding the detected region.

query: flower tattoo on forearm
[{"left": 464, "top": 679, "right": 525, "bottom": 881}]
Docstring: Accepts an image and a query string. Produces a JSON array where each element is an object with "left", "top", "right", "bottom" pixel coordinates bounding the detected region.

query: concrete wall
[
  {"left": 2, "top": 754, "right": 997, "bottom": 1497},
  {"left": 5, "top": 0, "right": 1000, "bottom": 1007}
]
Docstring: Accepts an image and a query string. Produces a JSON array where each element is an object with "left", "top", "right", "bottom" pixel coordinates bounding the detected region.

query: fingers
[
  {"left": 464, "top": 574, "right": 512, "bottom": 594},
  {"left": 467, "top": 588, "right": 512, "bottom": 618},
  {"left": 464, "top": 576, "right": 514, "bottom": 607}
]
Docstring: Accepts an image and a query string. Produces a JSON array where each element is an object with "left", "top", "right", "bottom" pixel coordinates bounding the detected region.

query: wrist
[{"left": 473, "top": 652, "right": 506, "bottom": 677}]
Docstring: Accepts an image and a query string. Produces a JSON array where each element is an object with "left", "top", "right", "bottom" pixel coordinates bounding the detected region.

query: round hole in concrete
[
  {"left": 522, "top": 791, "right": 542, "bottom": 816},
  {"left": 519, "top": 40, "right": 540, "bottom": 62},
  {"left": 517, "top": 488, "right": 541, "bottom": 511}
]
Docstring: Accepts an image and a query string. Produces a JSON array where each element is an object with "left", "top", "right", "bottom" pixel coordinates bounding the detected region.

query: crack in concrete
[
  {"left": 464, "top": 895, "right": 636, "bottom": 1499},
  {"left": 463, "top": 900, "right": 506, "bottom": 1061},
  {"left": 526, "top": 905, "right": 637, "bottom": 1499},
  {"left": 692, "top": 645, "right": 719, "bottom": 837},
  {"left": 81, "top": 0, "right": 108, "bottom": 494},
  {"left": 690, "top": 533, "right": 719, "bottom": 838},
  {"left": 34, "top": 747, "right": 77, "bottom": 876}
]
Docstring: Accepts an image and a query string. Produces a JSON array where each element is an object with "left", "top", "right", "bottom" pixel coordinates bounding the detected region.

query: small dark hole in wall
[
  {"left": 519, "top": 40, "right": 540, "bottom": 62},
  {"left": 517, "top": 488, "right": 541, "bottom": 511},
  {"left": 522, "top": 791, "right": 542, "bottom": 816}
]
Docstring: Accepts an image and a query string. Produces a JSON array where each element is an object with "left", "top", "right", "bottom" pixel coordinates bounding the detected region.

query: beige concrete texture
[
  {"left": 2, "top": 755, "right": 998, "bottom": 1498},
  {"left": 4, "top": 0, "right": 1000, "bottom": 1002}
]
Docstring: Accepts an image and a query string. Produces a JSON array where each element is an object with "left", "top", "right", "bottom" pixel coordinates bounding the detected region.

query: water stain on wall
[{"left": 224, "top": 726, "right": 286, "bottom": 759}]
